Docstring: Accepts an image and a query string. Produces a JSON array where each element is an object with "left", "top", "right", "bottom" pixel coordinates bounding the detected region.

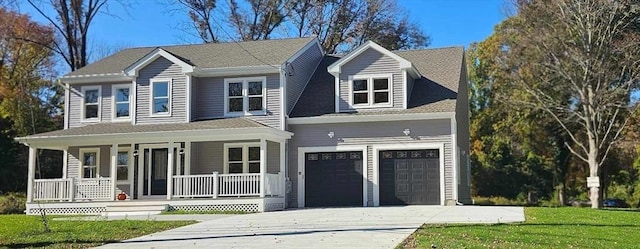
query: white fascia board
[
  {"left": 327, "top": 40, "right": 413, "bottom": 74},
  {"left": 288, "top": 112, "right": 455, "bottom": 125},
  {"left": 15, "top": 127, "right": 293, "bottom": 150},
  {"left": 124, "top": 48, "right": 194, "bottom": 77},
  {"left": 61, "top": 74, "right": 132, "bottom": 84},
  {"left": 192, "top": 65, "right": 280, "bottom": 77}
]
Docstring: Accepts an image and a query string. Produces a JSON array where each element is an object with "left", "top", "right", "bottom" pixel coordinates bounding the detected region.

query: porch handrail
[
  {"left": 33, "top": 177, "right": 112, "bottom": 202},
  {"left": 74, "top": 178, "right": 113, "bottom": 201},
  {"left": 218, "top": 173, "right": 261, "bottom": 196},
  {"left": 173, "top": 174, "right": 218, "bottom": 198},
  {"left": 33, "top": 178, "right": 71, "bottom": 201}
]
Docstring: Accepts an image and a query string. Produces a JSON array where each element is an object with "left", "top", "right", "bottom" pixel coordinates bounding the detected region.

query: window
[
  {"left": 224, "top": 77, "right": 266, "bottom": 116},
  {"left": 112, "top": 84, "right": 131, "bottom": 120},
  {"left": 81, "top": 86, "right": 101, "bottom": 121},
  {"left": 349, "top": 74, "right": 392, "bottom": 107},
  {"left": 150, "top": 79, "right": 171, "bottom": 116},
  {"left": 224, "top": 143, "right": 261, "bottom": 174},
  {"left": 116, "top": 151, "right": 129, "bottom": 182},
  {"left": 80, "top": 148, "right": 100, "bottom": 178}
]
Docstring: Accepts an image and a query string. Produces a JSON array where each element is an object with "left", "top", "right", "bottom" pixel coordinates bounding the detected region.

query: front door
[{"left": 143, "top": 148, "right": 168, "bottom": 196}]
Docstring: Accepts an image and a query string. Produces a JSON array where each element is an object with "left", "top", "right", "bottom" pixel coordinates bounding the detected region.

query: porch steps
[{"left": 103, "top": 203, "right": 169, "bottom": 217}]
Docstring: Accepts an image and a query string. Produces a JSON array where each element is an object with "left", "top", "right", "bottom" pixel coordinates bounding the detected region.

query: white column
[
  {"left": 167, "top": 142, "right": 175, "bottom": 200},
  {"left": 185, "top": 142, "right": 191, "bottom": 175},
  {"left": 110, "top": 144, "right": 118, "bottom": 200},
  {"left": 259, "top": 139, "right": 267, "bottom": 198},
  {"left": 26, "top": 146, "right": 37, "bottom": 203},
  {"left": 280, "top": 141, "right": 286, "bottom": 197},
  {"left": 129, "top": 144, "right": 135, "bottom": 198},
  {"left": 62, "top": 148, "right": 68, "bottom": 179}
]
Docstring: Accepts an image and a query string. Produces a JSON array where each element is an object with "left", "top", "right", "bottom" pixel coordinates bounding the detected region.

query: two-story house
[{"left": 17, "top": 37, "right": 471, "bottom": 215}]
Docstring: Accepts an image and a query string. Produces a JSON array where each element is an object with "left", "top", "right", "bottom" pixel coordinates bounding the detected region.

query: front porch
[{"left": 17, "top": 119, "right": 291, "bottom": 215}]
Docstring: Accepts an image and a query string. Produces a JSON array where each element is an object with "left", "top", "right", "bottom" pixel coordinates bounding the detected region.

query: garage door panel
[
  {"left": 380, "top": 149, "right": 440, "bottom": 205},
  {"left": 305, "top": 151, "right": 363, "bottom": 207}
]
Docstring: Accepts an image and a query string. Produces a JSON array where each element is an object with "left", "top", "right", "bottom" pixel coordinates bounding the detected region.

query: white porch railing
[
  {"left": 173, "top": 173, "right": 283, "bottom": 198},
  {"left": 33, "top": 177, "right": 112, "bottom": 202}
]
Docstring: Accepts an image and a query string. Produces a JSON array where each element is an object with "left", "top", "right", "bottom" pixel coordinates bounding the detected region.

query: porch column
[
  {"left": 26, "top": 146, "right": 37, "bottom": 203},
  {"left": 167, "top": 142, "right": 175, "bottom": 200},
  {"left": 260, "top": 139, "right": 266, "bottom": 197},
  {"left": 110, "top": 144, "right": 118, "bottom": 200},
  {"left": 280, "top": 141, "right": 286, "bottom": 197},
  {"left": 184, "top": 142, "right": 191, "bottom": 175}
]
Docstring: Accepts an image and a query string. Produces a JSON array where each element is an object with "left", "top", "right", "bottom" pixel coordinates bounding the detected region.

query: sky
[{"left": 16, "top": 0, "right": 509, "bottom": 68}]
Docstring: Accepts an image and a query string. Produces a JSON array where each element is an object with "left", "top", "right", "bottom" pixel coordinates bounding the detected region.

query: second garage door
[
  {"left": 379, "top": 149, "right": 440, "bottom": 205},
  {"left": 305, "top": 151, "right": 363, "bottom": 207}
]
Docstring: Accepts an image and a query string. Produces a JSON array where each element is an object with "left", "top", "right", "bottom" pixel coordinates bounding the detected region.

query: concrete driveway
[{"left": 98, "top": 206, "right": 524, "bottom": 249}]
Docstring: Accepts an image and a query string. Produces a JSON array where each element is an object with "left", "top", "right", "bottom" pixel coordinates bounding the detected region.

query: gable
[
  {"left": 124, "top": 48, "right": 194, "bottom": 77},
  {"left": 327, "top": 41, "right": 414, "bottom": 75}
]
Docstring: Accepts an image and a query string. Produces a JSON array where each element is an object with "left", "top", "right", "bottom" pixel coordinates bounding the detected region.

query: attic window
[{"left": 349, "top": 74, "right": 392, "bottom": 108}]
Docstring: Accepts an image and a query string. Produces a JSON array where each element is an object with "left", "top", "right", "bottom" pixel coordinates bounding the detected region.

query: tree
[
  {"left": 503, "top": 0, "right": 640, "bottom": 208},
  {"left": 25, "top": 0, "right": 115, "bottom": 71},
  {"left": 228, "top": 0, "right": 290, "bottom": 41},
  {"left": 171, "top": 0, "right": 218, "bottom": 43}
]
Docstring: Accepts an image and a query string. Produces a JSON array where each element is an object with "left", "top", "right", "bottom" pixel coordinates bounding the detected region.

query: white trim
[
  {"left": 259, "top": 139, "right": 267, "bottom": 198},
  {"left": 137, "top": 143, "right": 172, "bottom": 199},
  {"left": 451, "top": 117, "right": 458, "bottom": 202},
  {"left": 62, "top": 149, "right": 68, "bottom": 179},
  {"left": 64, "top": 82, "right": 69, "bottom": 129},
  {"left": 348, "top": 74, "right": 393, "bottom": 109},
  {"left": 402, "top": 69, "right": 408, "bottom": 109},
  {"left": 223, "top": 142, "right": 261, "bottom": 174},
  {"left": 149, "top": 78, "right": 172, "bottom": 117},
  {"left": 371, "top": 143, "right": 446, "bottom": 206},
  {"left": 61, "top": 74, "right": 132, "bottom": 84},
  {"left": 296, "top": 145, "right": 368, "bottom": 208},
  {"left": 80, "top": 85, "right": 102, "bottom": 123},
  {"left": 131, "top": 79, "right": 137, "bottom": 125},
  {"left": 192, "top": 65, "right": 279, "bottom": 77},
  {"left": 111, "top": 84, "right": 132, "bottom": 122},
  {"left": 288, "top": 112, "right": 455, "bottom": 125},
  {"left": 186, "top": 75, "right": 192, "bottom": 122},
  {"left": 125, "top": 48, "right": 194, "bottom": 77},
  {"left": 279, "top": 67, "right": 286, "bottom": 129},
  {"left": 79, "top": 148, "right": 101, "bottom": 178},
  {"left": 110, "top": 144, "right": 118, "bottom": 200},
  {"left": 223, "top": 76, "right": 267, "bottom": 117},
  {"left": 327, "top": 41, "right": 412, "bottom": 74},
  {"left": 334, "top": 73, "right": 340, "bottom": 113}
]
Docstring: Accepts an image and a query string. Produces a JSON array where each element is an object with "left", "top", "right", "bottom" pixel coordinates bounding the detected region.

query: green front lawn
[
  {"left": 0, "top": 214, "right": 196, "bottom": 248},
  {"left": 401, "top": 207, "right": 640, "bottom": 248}
]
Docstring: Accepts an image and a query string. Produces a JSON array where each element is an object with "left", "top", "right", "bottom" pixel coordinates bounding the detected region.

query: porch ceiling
[{"left": 16, "top": 118, "right": 292, "bottom": 149}]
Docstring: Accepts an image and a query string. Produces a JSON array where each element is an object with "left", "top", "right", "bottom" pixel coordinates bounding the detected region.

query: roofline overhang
[
  {"left": 192, "top": 65, "right": 281, "bottom": 77},
  {"left": 61, "top": 73, "right": 133, "bottom": 84},
  {"left": 16, "top": 127, "right": 293, "bottom": 150},
  {"left": 287, "top": 112, "right": 455, "bottom": 125}
]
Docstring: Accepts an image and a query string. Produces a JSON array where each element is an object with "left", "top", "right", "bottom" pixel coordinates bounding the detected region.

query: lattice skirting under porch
[
  {"left": 169, "top": 204, "right": 260, "bottom": 213},
  {"left": 27, "top": 206, "right": 106, "bottom": 215}
]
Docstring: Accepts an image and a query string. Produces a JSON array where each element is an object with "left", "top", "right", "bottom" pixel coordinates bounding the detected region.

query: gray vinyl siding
[
  {"left": 190, "top": 140, "right": 282, "bottom": 174},
  {"left": 285, "top": 43, "right": 323, "bottom": 114},
  {"left": 193, "top": 73, "right": 282, "bottom": 129},
  {"left": 136, "top": 57, "right": 187, "bottom": 124},
  {"left": 68, "top": 82, "right": 130, "bottom": 128},
  {"left": 456, "top": 55, "right": 472, "bottom": 204},
  {"left": 287, "top": 119, "right": 454, "bottom": 208},
  {"left": 338, "top": 48, "right": 404, "bottom": 111}
]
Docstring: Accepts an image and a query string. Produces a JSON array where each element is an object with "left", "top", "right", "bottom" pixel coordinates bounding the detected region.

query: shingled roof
[
  {"left": 67, "top": 37, "right": 316, "bottom": 77},
  {"left": 289, "top": 46, "right": 464, "bottom": 118}
]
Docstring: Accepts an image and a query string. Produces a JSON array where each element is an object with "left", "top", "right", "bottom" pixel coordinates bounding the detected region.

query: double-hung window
[
  {"left": 150, "top": 78, "right": 171, "bottom": 116},
  {"left": 116, "top": 150, "right": 130, "bottom": 183},
  {"left": 224, "top": 77, "right": 266, "bottom": 116},
  {"left": 350, "top": 74, "right": 392, "bottom": 107},
  {"left": 112, "top": 84, "right": 131, "bottom": 120},
  {"left": 80, "top": 148, "right": 100, "bottom": 178},
  {"left": 81, "top": 86, "right": 101, "bottom": 121},
  {"left": 224, "top": 143, "right": 261, "bottom": 174}
]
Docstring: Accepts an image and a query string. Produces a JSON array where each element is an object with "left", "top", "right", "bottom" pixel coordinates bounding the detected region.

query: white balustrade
[
  {"left": 33, "top": 177, "right": 112, "bottom": 201},
  {"left": 33, "top": 179, "right": 71, "bottom": 201},
  {"left": 218, "top": 173, "right": 261, "bottom": 196},
  {"left": 74, "top": 178, "right": 112, "bottom": 200},
  {"left": 173, "top": 174, "right": 218, "bottom": 198}
]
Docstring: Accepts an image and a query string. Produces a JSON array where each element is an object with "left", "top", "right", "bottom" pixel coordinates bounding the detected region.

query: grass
[
  {"left": 0, "top": 214, "right": 196, "bottom": 248},
  {"left": 160, "top": 209, "right": 250, "bottom": 215},
  {"left": 401, "top": 207, "right": 640, "bottom": 248}
]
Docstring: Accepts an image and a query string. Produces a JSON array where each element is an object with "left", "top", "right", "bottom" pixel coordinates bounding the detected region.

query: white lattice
[
  {"left": 170, "top": 204, "right": 259, "bottom": 213},
  {"left": 28, "top": 207, "right": 106, "bottom": 215}
]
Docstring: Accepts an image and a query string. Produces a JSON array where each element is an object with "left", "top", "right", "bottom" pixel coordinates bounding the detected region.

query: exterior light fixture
[
  {"left": 403, "top": 128, "right": 411, "bottom": 136},
  {"left": 327, "top": 131, "right": 335, "bottom": 138},
  {"left": 178, "top": 148, "right": 185, "bottom": 155},
  {"left": 132, "top": 150, "right": 139, "bottom": 157}
]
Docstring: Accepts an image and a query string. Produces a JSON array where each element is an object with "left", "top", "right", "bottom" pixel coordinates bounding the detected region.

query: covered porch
[{"left": 16, "top": 118, "right": 291, "bottom": 215}]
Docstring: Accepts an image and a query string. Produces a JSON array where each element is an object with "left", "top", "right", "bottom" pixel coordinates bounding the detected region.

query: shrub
[
  {"left": 0, "top": 193, "right": 26, "bottom": 214},
  {"left": 472, "top": 196, "right": 526, "bottom": 206}
]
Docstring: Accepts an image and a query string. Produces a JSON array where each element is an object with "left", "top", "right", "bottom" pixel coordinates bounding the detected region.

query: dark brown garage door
[
  {"left": 305, "top": 151, "right": 363, "bottom": 207},
  {"left": 379, "top": 149, "right": 440, "bottom": 205}
]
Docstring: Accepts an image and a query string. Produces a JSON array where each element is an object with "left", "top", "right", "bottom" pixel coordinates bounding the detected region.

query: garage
[
  {"left": 304, "top": 151, "right": 364, "bottom": 207},
  {"left": 379, "top": 149, "right": 440, "bottom": 205}
]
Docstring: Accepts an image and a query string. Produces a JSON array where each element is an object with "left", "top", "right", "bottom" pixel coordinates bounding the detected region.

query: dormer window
[
  {"left": 349, "top": 74, "right": 392, "bottom": 108},
  {"left": 81, "top": 86, "right": 101, "bottom": 122},
  {"left": 224, "top": 76, "right": 266, "bottom": 116}
]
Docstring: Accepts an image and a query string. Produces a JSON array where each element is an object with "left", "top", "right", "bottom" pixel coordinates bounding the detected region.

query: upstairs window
[
  {"left": 150, "top": 78, "right": 171, "bottom": 116},
  {"left": 350, "top": 74, "right": 392, "bottom": 108},
  {"left": 112, "top": 84, "right": 131, "bottom": 120},
  {"left": 81, "top": 86, "right": 101, "bottom": 121},
  {"left": 224, "top": 77, "right": 266, "bottom": 116}
]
